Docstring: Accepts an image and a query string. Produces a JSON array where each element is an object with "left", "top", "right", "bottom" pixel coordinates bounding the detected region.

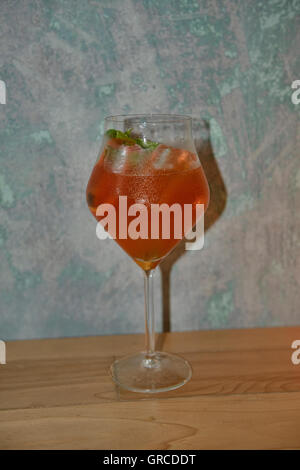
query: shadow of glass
[{"left": 157, "top": 119, "right": 227, "bottom": 348}]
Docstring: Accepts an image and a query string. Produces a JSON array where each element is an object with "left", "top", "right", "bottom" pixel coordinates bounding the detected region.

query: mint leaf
[
  {"left": 105, "top": 129, "right": 117, "bottom": 138},
  {"left": 105, "top": 128, "right": 136, "bottom": 145},
  {"left": 105, "top": 128, "right": 159, "bottom": 149},
  {"left": 124, "top": 128, "right": 133, "bottom": 137},
  {"left": 135, "top": 137, "right": 159, "bottom": 150}
]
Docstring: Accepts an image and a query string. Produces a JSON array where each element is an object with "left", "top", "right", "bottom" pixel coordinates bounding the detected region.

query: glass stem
[{"left": 144, "top": 269, "right": 155, "bottom": 357}]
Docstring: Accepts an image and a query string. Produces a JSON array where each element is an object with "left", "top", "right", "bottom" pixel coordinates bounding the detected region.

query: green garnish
[
  {"left": 106, "top": 128, "right": 159, "bottom": 149},
  {"left": 135, "top": 137, "right": 159, "bottom": 150},
  {"left": 105, "top": 128, "right": 136, "bottom": 145}
]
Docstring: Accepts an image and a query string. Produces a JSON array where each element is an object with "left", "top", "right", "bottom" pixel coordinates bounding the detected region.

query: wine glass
[{"left": 86, "top": 114, "right": 210, "bottom": 393}]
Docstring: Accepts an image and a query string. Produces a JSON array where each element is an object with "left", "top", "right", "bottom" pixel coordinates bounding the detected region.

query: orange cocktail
[
  {"left": 86, "top": 115, "right": 210, "bottom": 393},
  {"left": 86, "top": 136, "right": 209, "bottom": 270}
]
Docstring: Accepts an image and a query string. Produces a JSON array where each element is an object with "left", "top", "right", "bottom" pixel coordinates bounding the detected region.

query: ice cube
[
  {"left": 151, "top": 144, "right": 199, "bottom": 171},
  {"left": 103, "top": 145, "right": 128, "bottom": 172},
  {"left": 103, "top": 143, "right": 151, "bottom": 174},
  {"left": 174, "top": 148, "right": 199, "bottom": 170},
  {"left": 152, "top": 145, "right": 172, "bottom": 169}
]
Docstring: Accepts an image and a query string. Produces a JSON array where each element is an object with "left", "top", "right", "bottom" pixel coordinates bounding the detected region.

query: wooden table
[{"left": 1, "top": 326, "right": 300, "bottom": 449}]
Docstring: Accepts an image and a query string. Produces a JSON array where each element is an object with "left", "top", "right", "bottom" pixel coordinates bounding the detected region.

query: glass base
[{"left": 111, "top": 351, "right": 192, "bottom": 393}]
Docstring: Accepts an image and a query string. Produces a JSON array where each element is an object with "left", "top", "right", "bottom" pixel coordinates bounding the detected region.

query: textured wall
[{"left": 0, "top": 0, "right": 299, "bottom": 340}]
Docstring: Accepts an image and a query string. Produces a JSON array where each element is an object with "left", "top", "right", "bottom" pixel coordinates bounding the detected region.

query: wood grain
[{"left": 1, "top": 326, "right": 300, "bottom": 449}]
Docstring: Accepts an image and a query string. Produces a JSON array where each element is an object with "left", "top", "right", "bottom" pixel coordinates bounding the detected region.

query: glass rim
[{"left": 105, "top": 113, "right": 193, "bottom": 123}]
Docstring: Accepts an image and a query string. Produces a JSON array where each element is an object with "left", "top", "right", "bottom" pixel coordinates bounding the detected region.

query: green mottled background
[{"left": 0, "top": 0, "right": 299, "bottom": 340}]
